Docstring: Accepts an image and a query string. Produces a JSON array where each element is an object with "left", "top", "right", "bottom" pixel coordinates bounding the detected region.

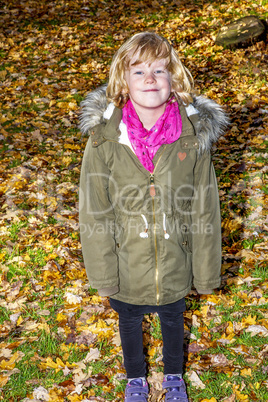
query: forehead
[
  {"left": 125, "top": 43, "right": 170, "bottom": 69},
  {"left": 128, "top": 58, "right": 168, "bottom": 68}
]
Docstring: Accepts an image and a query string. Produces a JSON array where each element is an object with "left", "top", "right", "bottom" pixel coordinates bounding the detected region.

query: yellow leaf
[
  {"left": 39, "top": 357, "right": 58, "bottom": 370},
  {"left": 9, "top": 351, "right": 24, "bottom": 364},
  {"left": 48, "top": 388, "right": 65, "bottom": 402},
  {"left": 226, "top": 321, "right": 234, "bottom": 335},
  {"left": 234, "top": 390, "right": 249, "bottom": 400},
  {"left": 67, "top": 395, "right": 83, "bottom": 401},
  {"left": 62, "top": 156, "right": 73, "bottom": 167},
  {"left": 0, "top": 375, "right": 9, "bottom": 387},
  {"left": 242, "top": 315, "right": 256, "bottom": 326},
  {"left": 206, "top": 294, "right": 220, "bottom": 305},
  {"left": 17, "top": 315, "right": 23, "bottom": 326},
  {"left": 0, "top": 359, "right": 15, "bottom": 370},
  {"left": 45, "top": 253, "right": 58, "bottom": 260},
  {"left": 68, "top": 102, "right": 77, "bottom": 110},
  {"left": 148, "top": 347, "right": 157, "bottom": 357},
  {"left": 39, "top": 323, "right": 50, "bottom": 334},
  {"left": 56, "top": 313, "right": 67, "bottom": 322},
  {"left": 0, "top": 70, "right": 7, "bottom": 81},
  {"left": 42, "top": 271, "right": 61, "bottom": 282},
  {"left": 96, "top": 319, "right": 109, "bottom": 329},
  {"left": 66, "top": 361, "right": 78, "bottom": 369},
  {"left": 62, "top": 352, "right": 69, "bottom": 360},
  {"left": 200, "top": 305, "right": 209, "bottom": 318},
  {"left": 219, "top": 333, "right": 236, "bottom": 343},
  {"left": 201, "top": 399, "right": 217, "bottom": 402},
  {"left": 241, "top": 368, "right": 252, "bottom": 377},
  {"left": 57, "top": 102, "right": 66, "bottom": 109},
  {"left": 49, "top": 100, "right": 56, "bottom": 107},
  {"left": 91, "top": 295, "right": 102, "bottom": 304},
  {"left": 56, "top": 358, "right": 65, "bottom": 367},
  {"left": 60, "top": 344, "right": 70, "bottom": 352}
]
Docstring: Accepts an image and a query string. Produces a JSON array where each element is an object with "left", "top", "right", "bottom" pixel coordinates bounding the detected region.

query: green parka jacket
[{"left": 79, "top": 86, "right": 229, "bottom": 306}]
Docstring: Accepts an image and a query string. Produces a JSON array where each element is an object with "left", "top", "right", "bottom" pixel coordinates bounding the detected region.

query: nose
[{"left": 145, "top": 73, "right": 156, "bottom": 84}]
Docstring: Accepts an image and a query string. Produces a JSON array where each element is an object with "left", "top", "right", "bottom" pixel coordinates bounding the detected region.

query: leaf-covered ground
[{"left": 0, "top": 1, "right": 267, "bottom": 401}]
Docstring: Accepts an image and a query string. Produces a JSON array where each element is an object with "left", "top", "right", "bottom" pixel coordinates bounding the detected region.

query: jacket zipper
[{"left": 150, "top": 146, "right": 167, "bottom": 305}]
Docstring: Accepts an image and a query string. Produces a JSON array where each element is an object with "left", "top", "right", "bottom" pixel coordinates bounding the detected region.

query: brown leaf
[
  {"left": 65, "top": 331, "right": 76, "bottom": 345},
  {"left": 76, "top": 331, "right": 97, "bottom": 346},
  {"left": 31, "top": 130, "right": 43, "bottom": 143},
  {"left": 221, "top": 395, "right": 236, "bottom": 402},
  {"left": 210, "top": 353, "right": 229, "bottom": 367},
  {"left": 58, "top": 379, "right": 76, "bottom": 392},
  {"left": 83, "top": 374, "right": 109, "bottom": 387},
  {"left": 188, "top": 342, "right": 209, "bottom": 353},
  {"left": 67, "top": 315, "right": 76, "bottom": 331}
]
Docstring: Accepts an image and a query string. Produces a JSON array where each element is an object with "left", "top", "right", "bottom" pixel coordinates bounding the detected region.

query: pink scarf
[{"left": 122, "top": 99, "right": 182, "bottom": 173}]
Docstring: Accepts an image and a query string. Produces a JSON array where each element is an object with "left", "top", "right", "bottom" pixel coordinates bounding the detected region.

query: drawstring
[
  {"left": 139, "top": 213, "right": 170, "bottom": 240},
  {"left": 139, "top": 214, "right": 149, "bottom": 238},
  {"left": 163, "top": 213, "right": 170, "bottom": 239}
]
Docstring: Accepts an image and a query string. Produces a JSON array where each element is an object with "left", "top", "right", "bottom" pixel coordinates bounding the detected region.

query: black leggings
[{"left": 110, "top": 298, "right": 185, "bottom": 378}]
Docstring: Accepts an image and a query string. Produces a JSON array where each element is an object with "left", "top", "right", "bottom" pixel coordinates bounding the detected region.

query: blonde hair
[{"left": 106, "top": 31, "right": 194, "bottom": 108}]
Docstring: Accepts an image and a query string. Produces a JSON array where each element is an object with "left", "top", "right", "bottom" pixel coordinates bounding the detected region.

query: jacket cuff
[
  {"left": 196, "top": 288, "right": 213, "bottom": 295},
  {"left": 98, "top": 286, "right": 119, "bottom": 297}
]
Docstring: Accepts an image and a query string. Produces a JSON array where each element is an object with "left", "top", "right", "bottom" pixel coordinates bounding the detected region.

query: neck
[{"left": 133, "top": 104, "right": 166, "bottom": 130}]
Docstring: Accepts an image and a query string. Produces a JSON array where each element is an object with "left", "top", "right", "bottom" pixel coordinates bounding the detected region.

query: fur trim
[
  {"left": 79, "top": 85, "right": 108, "bottom": 135},
  {"left": 192, "top": 96, "right": 230, "bottom": 153},
  {"left": 79, "top": 85, "right": 230, "bottom": 152}
]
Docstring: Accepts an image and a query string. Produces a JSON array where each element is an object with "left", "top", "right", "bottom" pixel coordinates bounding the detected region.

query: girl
[{"left": 79, "top": 32, "right": 229, "bottom": 401}]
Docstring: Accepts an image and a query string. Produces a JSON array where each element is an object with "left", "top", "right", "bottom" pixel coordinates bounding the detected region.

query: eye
[
  {"left": 134, "top": 71, "right": 143, "bottom": 75},
  {"left": 155, "top": 70, "right": 164, "bottom": 74}
]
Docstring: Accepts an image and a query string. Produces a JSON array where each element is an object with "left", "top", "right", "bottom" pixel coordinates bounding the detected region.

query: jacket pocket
[
  {"left": 174, "top": 209, "right": 192, "bottom": 254},
  {"left": 115, "top": 215, "right": 124, "bottom": 249},
  {"left": 180, "top": 222, "right": 192, "bottom": 254}
]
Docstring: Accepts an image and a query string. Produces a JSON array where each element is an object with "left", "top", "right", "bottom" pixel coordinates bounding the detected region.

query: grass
[
  {"left": 150, "top": 314, "right": 162, "bottom": 339},
  {"left": 0, "top": 307, "right": 10, "bottom": 325}
]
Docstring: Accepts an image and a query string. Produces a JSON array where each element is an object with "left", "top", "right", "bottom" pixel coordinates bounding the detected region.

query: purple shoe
[
  {"left": 124, "top": 378, "right": 149, "bottom": 402},
  {"left": 162, "top": 376, "right": 188, "bottom": 401}
]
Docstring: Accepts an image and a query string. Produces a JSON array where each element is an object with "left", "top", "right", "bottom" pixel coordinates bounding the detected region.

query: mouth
[{"left": 143, "top": 89, "right": 159, "bottom": 92}]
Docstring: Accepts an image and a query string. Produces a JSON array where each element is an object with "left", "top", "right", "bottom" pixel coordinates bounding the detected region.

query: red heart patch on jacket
[{"left": 178, "top": 152, "right": 186, "bottom": 161}]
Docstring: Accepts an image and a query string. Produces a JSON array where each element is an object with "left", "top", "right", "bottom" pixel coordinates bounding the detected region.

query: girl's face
[{"left": 124, "top": 57, "right": 172, "bottom": 116}]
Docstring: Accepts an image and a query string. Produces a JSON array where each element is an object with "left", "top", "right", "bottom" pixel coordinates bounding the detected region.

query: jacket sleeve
[
  {"left": 79, "top": 137, "right": 119, "bottom": 293},
  {"left": 191, "top": 151, "right": 222, "bottom": 291}
]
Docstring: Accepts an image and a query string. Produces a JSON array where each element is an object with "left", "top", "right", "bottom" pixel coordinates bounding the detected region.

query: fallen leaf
[
  {"left": 210, "top": 353, "right": 229, "bottom": 367},
  {"left": 240, "top": 368, "right": 252, "bottom": 377},
  {"left": 33, "top": 386, "right": 49, "bottom": 401},
  {"left": 221, "top": 395, "right": 236, "bottom": 402},
  {"left": 201, "top": 398, "right": 217, "bottom": 402},
  {"left": 245, "top": 325, "right": 268, "bottom": 336},
  {"left": 0, "top": 375, "right": 9, "bottom": 387},
  {"left": 64, "top": 292, "right": 83, "bottom": 304},
  {"left": 188, "top": 371, "right": 206, "bottom": 389},
  {"left": 83, "top": 348, "right": 100, "bottom": 362}
]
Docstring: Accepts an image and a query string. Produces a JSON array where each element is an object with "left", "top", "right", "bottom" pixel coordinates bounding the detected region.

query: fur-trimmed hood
[{"left": 79, "top": 85, "right": 229, "bottom": 153}]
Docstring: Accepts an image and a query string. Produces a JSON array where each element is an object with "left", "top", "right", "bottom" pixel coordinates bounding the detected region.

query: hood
[{"left": 79, "top": 85, "right": 230, "bottom": 153}]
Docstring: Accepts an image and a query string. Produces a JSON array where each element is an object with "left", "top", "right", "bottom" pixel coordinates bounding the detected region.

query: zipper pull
[{"left": 150, "top": 175, "right": 156, "bottom": 197}]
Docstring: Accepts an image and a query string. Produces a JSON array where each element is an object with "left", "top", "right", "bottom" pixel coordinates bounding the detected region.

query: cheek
[{"left": 166, "top": 80, "right": 172, "bottom": 94}]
